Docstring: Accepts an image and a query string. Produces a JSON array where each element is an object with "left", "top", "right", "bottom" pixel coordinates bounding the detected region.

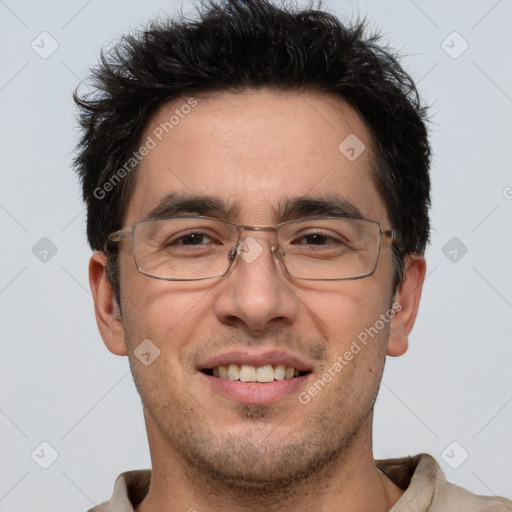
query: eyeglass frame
[{"left": 104, "top": 214, "right": 400, "bottom": 282}]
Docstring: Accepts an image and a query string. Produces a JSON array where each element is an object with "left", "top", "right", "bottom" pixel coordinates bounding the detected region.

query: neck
[{"left": 135, "top": 413, "right": 405, "bottom": 512}]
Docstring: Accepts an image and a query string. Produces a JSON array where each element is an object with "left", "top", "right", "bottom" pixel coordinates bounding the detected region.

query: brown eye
[
  {"left": 296, "top": 234, "right": 330, "bottom": 245},
  {"left": 173, "top": 233, "right": 213, "bottom": 245}
]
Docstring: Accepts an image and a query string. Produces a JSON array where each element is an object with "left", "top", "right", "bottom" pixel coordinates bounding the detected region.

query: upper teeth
[{"left": 211, "top": 364, "right": 299, "bottom": 382}]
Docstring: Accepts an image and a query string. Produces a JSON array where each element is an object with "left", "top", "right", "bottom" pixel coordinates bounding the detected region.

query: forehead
[{"left": 124, "top": 89, "right": 388, "bottom": 226}]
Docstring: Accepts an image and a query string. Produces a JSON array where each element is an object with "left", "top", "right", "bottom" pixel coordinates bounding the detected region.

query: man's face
[{"left": 114, "top": 89, "right": 401, "bottom": 487}]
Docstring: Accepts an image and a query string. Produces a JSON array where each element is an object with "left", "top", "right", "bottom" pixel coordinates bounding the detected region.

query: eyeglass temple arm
[
  {"left": 108, "top": 230, "right": 132, "bottom": 242},
  {"left": 383, "top": 228, "right": 400, "bottom": 243},
  {"left": 103, "top": 230, "right": 133, "bottom": 252}
]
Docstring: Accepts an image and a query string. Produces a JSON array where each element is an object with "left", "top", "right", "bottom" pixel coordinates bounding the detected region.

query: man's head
[
  {"left": 75, "top": 0, "right": 430, "bottom": 307},
  {"left": 76, "top": 0, "right": 429, "bottom": 494}
]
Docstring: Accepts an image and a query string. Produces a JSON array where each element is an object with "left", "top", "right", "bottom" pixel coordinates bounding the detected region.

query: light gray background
[{"left": 1, "top": 0, "right": 511, "bottom": 510}]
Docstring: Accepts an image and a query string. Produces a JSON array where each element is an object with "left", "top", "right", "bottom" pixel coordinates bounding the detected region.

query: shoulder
[
  {"left": 87, "top": 470, "right": 151, "bottom": 512},
  {"left": 376, "top": 453, "right": 512, "bottom": 511}
]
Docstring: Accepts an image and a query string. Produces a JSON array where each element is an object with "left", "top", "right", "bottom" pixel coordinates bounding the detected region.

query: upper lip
[{"left": 198, "top": 350, "right": 314, "bottom": 372}]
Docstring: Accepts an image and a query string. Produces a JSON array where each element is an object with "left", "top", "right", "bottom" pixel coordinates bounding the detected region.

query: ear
[
  {"left": 89, "top": 251, "right": 127, "bottom": 356},
  {"left": 386, "top": 254, "right": 426, "bottom": 357}
]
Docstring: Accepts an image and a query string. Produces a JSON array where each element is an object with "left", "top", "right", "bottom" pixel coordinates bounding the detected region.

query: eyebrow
[
  {"left": 144, "top": 193, "right": 364, "bottom": 223},
  {"left": 145, "top": 193, "right": 239, "bottom": 221},
  {"left": 276, "top": 195, "right": 364, "bottom": 221}
]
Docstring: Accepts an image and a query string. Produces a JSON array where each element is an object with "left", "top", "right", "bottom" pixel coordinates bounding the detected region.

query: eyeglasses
[{"left": 105, "top": 215, "right": 399, "bottom": 281}]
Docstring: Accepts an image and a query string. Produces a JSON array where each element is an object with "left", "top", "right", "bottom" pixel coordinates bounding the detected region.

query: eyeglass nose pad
[
  {"left": 271, "top": 245, "right": 291, "bottom": 277},
  {"left": 228, "top": 247, "right": 237, "bottom": 263},
  {"left": 226, "top": 238, "right": 259, "bottom": 269},
  {"left": 271, "top": 244, "right": 284, "bottom": 265},
  {"left": 227, "top": 240, "right": 251, "bottom": 268}
]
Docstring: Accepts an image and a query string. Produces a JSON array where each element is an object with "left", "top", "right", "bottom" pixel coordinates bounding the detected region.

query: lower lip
[{"left": 200, "top": 372, "right": 311, "bottom": 404}]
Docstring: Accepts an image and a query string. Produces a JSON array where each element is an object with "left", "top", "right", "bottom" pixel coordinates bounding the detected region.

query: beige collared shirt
[{"left": 88, "top": 453, "right": 511, "bottom": 511}]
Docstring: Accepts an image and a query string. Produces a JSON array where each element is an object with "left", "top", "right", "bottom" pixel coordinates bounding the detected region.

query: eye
[
  {"left": 172, "top": 232, "right": 216, "bottom": 245},
  {"left": 165, "top": 230, "right": 221, "bottom": 247},
  {"left": 292, "top": 230, "right": 345, "bottom": 246}
]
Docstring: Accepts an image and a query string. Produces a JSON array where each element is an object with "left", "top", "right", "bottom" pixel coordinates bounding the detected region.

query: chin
[{"left": 172, "top": 420, "right": 360, "bottom": 497}]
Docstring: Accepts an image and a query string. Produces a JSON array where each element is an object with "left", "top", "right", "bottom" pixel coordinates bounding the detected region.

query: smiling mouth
[{"left": 201, "top": 364, "right": 311, "bottom": 383}]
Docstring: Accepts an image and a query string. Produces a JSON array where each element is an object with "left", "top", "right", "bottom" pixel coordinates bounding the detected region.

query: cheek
[
  {"left": 121, "top": 288, "right": 208, "bottom": 407},
  {"left": 298, "top": 279, "right": 391, "bottom": 351},
  {"left": 120, "top": 264, "right": 212, "bottom": 354}
]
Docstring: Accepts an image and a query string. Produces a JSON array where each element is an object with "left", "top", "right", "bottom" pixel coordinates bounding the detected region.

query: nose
[{"left": 212, "top": 233, "right": 300, "bottom": 333}]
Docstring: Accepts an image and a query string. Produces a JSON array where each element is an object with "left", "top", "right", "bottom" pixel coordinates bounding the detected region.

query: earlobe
[
  {"left": 89, "top": 251, "right": 127, "bottom": 356},
  {"left": 386, "top": 254, "right": 427, "bottom": 357}
]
